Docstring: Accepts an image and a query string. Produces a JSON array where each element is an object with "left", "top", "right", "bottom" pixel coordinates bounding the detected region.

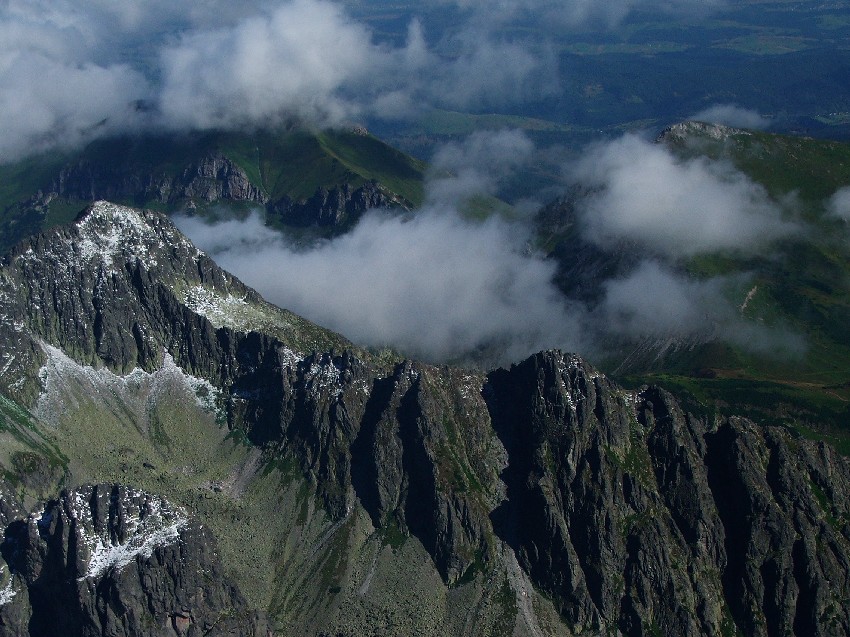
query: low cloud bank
[
  {"left": 176, "top": 208, "right": 584, "bottom": 364},
  {"left": 1, "top": 0, "right": 732, "bottom": 163},
  {"left": 595, "top": 261, "right": 804, "bottom": 356}
]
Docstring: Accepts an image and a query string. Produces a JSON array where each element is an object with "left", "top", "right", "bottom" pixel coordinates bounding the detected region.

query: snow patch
[
  {"left": 65, "top": 486, "right": 188, "bottom": 581},
  {"left": 183, "top": 285, "right": 248, "bottom": 327},
  {"left": 180, "top": 284, "right": 293, "bottom": 336},
  {"left": 459, "top": 374, "right": 481, "bottom": 400},
  {"left": 0, "top": 566, "right": 16, "bottom": 606},
  {"left": 35, "top": 344, "right": 223, "bottom": 424},
  {"left": 279, "top": 346, "right": 304, "bottom": 370},
  {"left": 306, "top": 358, "right": 344, "bottom": 398},
  {"left": 740, "top": 285, "right": 758, "bottom": 314}
]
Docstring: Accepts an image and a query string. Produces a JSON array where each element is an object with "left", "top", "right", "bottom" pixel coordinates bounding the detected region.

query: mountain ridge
[
  {"left": 0, "top": 127, "right": 426, "bottom": 254},
  {"left": 1, "top": 201, "right": 849, "bottom": 634}
]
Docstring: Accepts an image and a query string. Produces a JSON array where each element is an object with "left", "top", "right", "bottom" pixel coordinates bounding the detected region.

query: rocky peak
[{"left": 0, "top": 484, "right": 269, "bottom": 636}]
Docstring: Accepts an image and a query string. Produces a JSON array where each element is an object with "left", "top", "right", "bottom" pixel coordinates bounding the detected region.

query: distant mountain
[
  {"left": 0, "top": 126, "right": 426, "bottom": 253},
  {"left": 1, "top": 201, "right": 849, "bottom": 635}
]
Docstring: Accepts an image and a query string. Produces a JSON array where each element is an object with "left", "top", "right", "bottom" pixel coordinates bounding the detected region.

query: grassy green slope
[
  {"left": 618, "top": 125, "right": 850, "bottom": 446},
  {"left": 0, "top": 127, "right": 426, "bottom": 252}
]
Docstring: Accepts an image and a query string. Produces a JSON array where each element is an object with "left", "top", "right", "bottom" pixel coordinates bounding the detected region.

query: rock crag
[
  {"left": 1, "top": 202, "right": 850, "bottom": 635},
  {"left": 0, "top": 484, "right": 269, "bottom": 636}
]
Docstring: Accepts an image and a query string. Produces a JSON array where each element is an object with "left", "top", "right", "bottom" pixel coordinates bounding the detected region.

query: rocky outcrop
[
  {"left": 270, "top": 181, "right": 406, "bottom": 228},
  {"left": 28, "top": 156, "right": 406, "bottom": 233},
  {"left": 47, "top": 153, "right": 268, "bottom": 209},
  {"left": 0, "top": 484, "right": 269, "bottom": 636},
  {"left": 4, "top": 202, "right": 850, "bottom": 635}
]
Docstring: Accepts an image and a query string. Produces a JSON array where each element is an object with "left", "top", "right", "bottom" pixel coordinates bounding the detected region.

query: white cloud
[
  {"left": 827, "top": 186, "right": 850, "bottom": 222},
  {"left": 158, "top": 0, "right": 387, "bottom": 129},
  {"left": 0, "top": 0, "right": 556, "bottom": 161},
  {"left": 691, "top": 103, "right": 770, "bottom": 130},
  {"left": 176, "top": 208, "right": 583, "bottom": 365},
  {"left": 570, "top": 134, "right": 797, "bottom": 258}
]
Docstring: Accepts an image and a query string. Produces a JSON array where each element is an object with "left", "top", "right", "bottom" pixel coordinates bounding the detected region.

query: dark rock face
[
  {"left": 270, "top": 181, "right": 403, "bottom": 228},
  {"left": 0, "top": 484, "right": 269, "bottom": 637},
  {"left": 48, "top": 153, "right": 268, "bottom": 208},
  {"left": 487, "top": 362, "right": 850, "bottom": 635},
  {"left": 4, "top": 202, "right": 850, "bottom": 635},
  {"left": 29, "top": 156, "right": 405, "bottom": 233}
]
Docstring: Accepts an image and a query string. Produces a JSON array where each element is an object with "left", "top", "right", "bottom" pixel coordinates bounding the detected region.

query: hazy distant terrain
[{"left": 353, "top": 0, "right": 850, "bottom": 156}]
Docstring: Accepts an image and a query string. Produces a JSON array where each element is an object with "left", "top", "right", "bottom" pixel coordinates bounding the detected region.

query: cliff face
[
  {"left": 21, "top": 151, "right": 409, "bottom": 239},
  {"left": 270, "top": 181, "right": 407, "bottom": 228},
  {"left": 0, "top": 484, "right": 268, "bottom": 637},
  {"left": 1, "top": 202, "right": 850, "bottom": 636},
  {"left": 48, "top": 153, "right": 269, "bottom": 208},
  {"left": 487, "top": 360, "right": 850, "bottom": 635}
]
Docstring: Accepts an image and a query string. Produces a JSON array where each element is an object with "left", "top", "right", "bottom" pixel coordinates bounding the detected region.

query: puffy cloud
[
  {"left": 0, "top": 0, "right": 556, "bottom": 161},
  {"left": 690, "top": 103, "right": 771, "bottom": 130},
  {"left": 176, "top": 208, "right": 583, "bottom": 365},
  {"left": 827, "top": 186, "right": 850, "bottom": 221},
  {"left": 569, "top": 134, "right": 797, "bottom": 258},
  {"left": 158, "top": 0, "right": 386, "bottom": 128}
]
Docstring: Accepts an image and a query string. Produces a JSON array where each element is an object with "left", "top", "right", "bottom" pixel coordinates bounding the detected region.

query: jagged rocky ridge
[
  {"left": 270, "top": 180, "right": 404, "bottom": 228},
  {"left": 1, "top": 202, "right": 850, "bottom": 635},
  {"left": 0, "top": 483, "right": 269, "bottom": 636},
  {"left": 24, "top": 151, "right": 409, "bottom": 233}
]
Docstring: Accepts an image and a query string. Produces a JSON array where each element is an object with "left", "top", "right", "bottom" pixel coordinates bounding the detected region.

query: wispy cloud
[
  {"left": 176, "top": 207, "right": 584, "bottom": 365},
  {"left": 426, "top": 129, "right": 536, "bottom": 206},
  {"left": 439, "top": 0, "right": 725, "bottom": 30},
  {"left": 690, "top": 103, "right": 771, "bottom": 130},
  {"left": 592, "top": 260, "right": 804, "bottom": 356},
  {"left": 827, "top": 186, "right": 850, "bottom": 222}
]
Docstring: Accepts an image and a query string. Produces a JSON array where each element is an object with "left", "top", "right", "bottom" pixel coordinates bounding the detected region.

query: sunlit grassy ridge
[
  {"left": 0, "top": 126, "right": 426, "bottom": 253},
  {"left": 615, "top": 125, "right": 850, "bottom": 446}
]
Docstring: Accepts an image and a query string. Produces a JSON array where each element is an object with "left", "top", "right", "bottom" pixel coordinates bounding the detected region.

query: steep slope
[
  {"left": 1, "top": 202, "right": 850, "bottom": 635},
  {"left": 0, "top": 484, "right": 269, "bottom": 636},
  {"left": 0, "top": 126, "right": 426, "bottom": 253}
]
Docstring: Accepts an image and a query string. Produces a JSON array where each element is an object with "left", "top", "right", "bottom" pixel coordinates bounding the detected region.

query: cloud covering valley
[{"left": 176, "top": 130, "right": 804, "bottom": 366}]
